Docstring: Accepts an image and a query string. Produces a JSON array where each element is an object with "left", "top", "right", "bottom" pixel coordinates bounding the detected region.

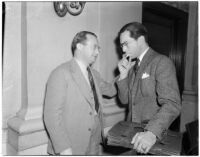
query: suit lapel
[
  {"left": 131, "top": 48, "right": 157, "bottom": 103},
  {"left": 69, "top": 59, "right": 94, "bottom": 108},
  {"left": 89, "top": 68, "right": 106, "bottom": 140}
]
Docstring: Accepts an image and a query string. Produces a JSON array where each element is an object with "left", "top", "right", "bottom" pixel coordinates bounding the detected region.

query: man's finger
[
  {"left": 133, "top": 134, "right": 141, "bottom": 150},
  {"left": 121, "top": 64, "right": 127, "bottom": 69},
  {"left": 131, "top": 133, "right": 139, "bottom": 144},
  {"left": 144, "top": 145, "right": 151, "bottom": 154},
  {"left": 137, "top": 142, "right": 144, "bottom": 154},
  {"left": 127, "top": 58, "right": 132, "bottom": 67}
]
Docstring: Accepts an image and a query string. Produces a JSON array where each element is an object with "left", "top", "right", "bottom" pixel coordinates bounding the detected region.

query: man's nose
[
  {"left": 95, "top": 48, "right": 100, "bottom": 55},
  {"left": 122, "top": 46, "right": 127, "bottom": 53}
]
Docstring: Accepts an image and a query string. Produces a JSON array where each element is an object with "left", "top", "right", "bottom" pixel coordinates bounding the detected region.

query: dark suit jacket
[
  {"left": 116, "top": 48, "right": 181, "bottom": 139},
  {"left": 44, "top": 59, "right": 116, "bottom": 155}
]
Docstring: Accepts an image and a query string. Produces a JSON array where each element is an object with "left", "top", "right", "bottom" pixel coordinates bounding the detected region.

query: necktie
[
  {"left": 133, "top": 58, "right": 140, "bottom": 74},
  {"left": 87, "top": 67, "right": 99, "bottom": 113}
]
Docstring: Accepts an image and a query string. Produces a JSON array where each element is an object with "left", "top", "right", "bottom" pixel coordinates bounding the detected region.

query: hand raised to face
[{"left": 118, "top": 54, "right": 135, "bottom": 80}]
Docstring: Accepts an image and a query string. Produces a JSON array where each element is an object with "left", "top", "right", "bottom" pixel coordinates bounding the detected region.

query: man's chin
[
  {"left": 126, "top": 54, "right": 133, "bottom": 58},
  {"left": 92, "top": 58, "right": 97, "bottom": 63},
  {"left": 130, "top": 55, "right": 138, "bottom": 60},
  {"left": 89, "top": 60, "right": 95, "bottom": 66}
]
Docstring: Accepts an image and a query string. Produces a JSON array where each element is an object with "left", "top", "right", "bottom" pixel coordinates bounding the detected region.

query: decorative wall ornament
[{"left": 54, "top": 1, "right": 86, "bottom": 17}]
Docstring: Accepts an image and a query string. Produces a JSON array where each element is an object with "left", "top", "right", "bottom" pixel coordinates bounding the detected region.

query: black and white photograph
[{"left": 2, "top": 1, "right": 198, "bottom": 155}]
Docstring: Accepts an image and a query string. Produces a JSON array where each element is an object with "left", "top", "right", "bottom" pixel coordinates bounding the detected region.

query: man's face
[
  {"left": 120, "top": 30, "right": 140, "bottom": 59},
  {"left": 81, "top": 34, "right": 100, "bottom": 65}
]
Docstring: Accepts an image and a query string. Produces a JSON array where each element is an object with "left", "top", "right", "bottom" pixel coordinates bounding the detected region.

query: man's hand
[
  {"left": 60, "top": 148, "right": 72, "bottom": 155},
  {"left": 118, "top": 55, "right": 134, "bottom": 80},
  {"left": 131, "top": 131, "right": 156, "bottom": 154}
]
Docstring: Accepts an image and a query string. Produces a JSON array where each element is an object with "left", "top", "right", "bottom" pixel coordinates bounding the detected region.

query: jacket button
[
  {"left": 88, "top": 128, "right": 91, "bottom": 131},
  {"left": 89, "top": 112, "right": 92, "bottom": 115}
]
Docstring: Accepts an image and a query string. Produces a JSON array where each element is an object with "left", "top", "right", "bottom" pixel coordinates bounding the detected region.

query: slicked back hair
[
  {"left": 71, "top": 31, "right": 97, "bottom": 56},
  {"left": 119, "top": 22, "right": 148, "bottom": 42}
]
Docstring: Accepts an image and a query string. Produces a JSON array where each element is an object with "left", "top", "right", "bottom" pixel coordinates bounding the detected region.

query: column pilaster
[{"left": 7, "top": 2, "right": 48, "bottom": 155}]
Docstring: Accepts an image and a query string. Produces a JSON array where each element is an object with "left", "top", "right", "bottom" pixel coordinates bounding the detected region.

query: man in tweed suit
[
  {"left": 116, "top": 22, "right": 181, "bottom": 154},
  {"left": 44, "top": 31, "right": 116, "bottom": 155}
]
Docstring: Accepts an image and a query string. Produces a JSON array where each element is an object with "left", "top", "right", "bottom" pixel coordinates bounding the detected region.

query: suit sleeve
[
  {"left": 92, "top": 70, "right": 117, "bottom": 97},
  {"left": 116, "top": 77, "right": 129, "bottom": 105},
  {"left": 44, "top": 68, "right": 71, "bottom": 153},
  {"left": 145, "top": 56, "right": 181, "bottom": 139}
]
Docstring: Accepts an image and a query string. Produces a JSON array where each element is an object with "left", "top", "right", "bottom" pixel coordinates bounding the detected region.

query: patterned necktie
[
  {"left": 133, "top": 58, "right": 140, "bottom": 74},
  {"left": 87, "top": 67, "right": 99, "bottom": 113}
]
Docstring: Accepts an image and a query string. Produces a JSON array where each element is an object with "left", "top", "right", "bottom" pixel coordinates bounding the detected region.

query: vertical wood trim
[
  {"left": 183, "top": 2, "right": 197, "bottom": 92},
  {"left": 17, "top": 2, "right": 28, "bottom": 119}
]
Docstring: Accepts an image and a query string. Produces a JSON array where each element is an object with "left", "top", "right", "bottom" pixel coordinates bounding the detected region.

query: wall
[
  {"left": 3, "top": 2, "right": 22, "bottom": 127},
  {"left": 25, "top": 2, "right": 101, "bottom": 120},
  {"left": 3, "top": 2, "right": 142, "bottom": 155},
  {"left": 3, "top": 2, "right": 22, "bottom": 152},
  {"left": 98, "top": 2, "right": 142, "bottom": 81}
]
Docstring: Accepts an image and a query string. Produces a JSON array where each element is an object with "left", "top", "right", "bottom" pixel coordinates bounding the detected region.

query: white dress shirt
[
  {"left": 138, "top": 47, "right": 149, "bottom": 65},
  {"left": 74, "top": 58, "right": 90, "bottom": 86},
  {"left": 75, "top": 58, "right": 98, "bottom": 115}
]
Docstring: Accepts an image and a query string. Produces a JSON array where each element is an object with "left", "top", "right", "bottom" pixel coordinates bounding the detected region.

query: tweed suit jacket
[
  {"left": 44, "top": 59, "right": 116, "bottom": 155},
  {"left": 116, "top": 48, "right": 181, "bottom": 139}
]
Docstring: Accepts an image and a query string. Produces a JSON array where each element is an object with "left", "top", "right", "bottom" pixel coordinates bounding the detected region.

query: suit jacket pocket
[{"left": 140, "top": 77, "right": 156, "bottom": 97}]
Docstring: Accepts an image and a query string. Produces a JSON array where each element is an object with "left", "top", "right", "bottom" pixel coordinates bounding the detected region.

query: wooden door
[{"left": 142, "top": 2, "right": 188, "bottom": 131}]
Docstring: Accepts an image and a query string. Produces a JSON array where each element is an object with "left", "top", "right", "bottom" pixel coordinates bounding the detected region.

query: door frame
[{"left": 142, "top": 2, "right": 188, "bottom": 95}]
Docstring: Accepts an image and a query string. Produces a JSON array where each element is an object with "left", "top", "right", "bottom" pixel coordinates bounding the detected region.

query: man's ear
[
  {"left": 137, "top": 36, "right": 145, "bottom": 45},
  {"left": 76, "top": 43, "right": 83, "bottom": 51}
]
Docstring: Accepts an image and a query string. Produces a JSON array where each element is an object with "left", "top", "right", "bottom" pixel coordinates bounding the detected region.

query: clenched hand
[{"left": 131, "top": 131, "right": 156, "bottom": 154}]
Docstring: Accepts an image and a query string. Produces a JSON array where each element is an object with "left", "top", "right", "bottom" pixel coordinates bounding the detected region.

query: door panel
[
  {"left": 142, "top": 2, "right": 188, "bottom": 131},
  {"left": 145, "top": 22, "right": 173, "bottom": 57}
]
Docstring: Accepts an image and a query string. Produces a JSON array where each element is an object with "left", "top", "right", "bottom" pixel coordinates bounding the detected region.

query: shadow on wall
[
  {"left": 113, "top": 34, "right": 123, "bottom": 77},
  {"left": 103, "top": 34, "right": 129, "bottom": 120}
]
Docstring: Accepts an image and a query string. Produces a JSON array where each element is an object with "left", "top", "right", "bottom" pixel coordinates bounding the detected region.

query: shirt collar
[
  {"left": 74, "top": 57, "right": 88, "bottom": 73},
  {"left": 138, "top": 47, "right": 149, "bottom": 64}
]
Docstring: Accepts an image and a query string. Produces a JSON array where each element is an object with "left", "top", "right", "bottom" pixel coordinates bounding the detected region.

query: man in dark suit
[
  {"left": 116, "top": 22, "right": 181, "bottom": 154},
  {"left": 44, "top": 31, "right": 116, "bottom": 155}
]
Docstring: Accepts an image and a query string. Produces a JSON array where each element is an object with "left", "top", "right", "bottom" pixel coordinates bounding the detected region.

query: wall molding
[
  {"left": 7, "top": 117, "right": 48, "bottom": 155},
  {"left": 6, "top": 100, "right": 126, "bottom": 155}
]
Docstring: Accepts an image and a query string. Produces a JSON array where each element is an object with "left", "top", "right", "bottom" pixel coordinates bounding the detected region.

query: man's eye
[
  {"left": 94, "top": 45, "right": 100, "bottom": 51},
  {"left": 121, "top": 41, "right": 128, "bottom": 48}
]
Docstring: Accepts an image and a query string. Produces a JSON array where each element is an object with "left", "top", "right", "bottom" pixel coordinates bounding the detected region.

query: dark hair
[
  {"left": 71, "top": 31, "right": 97, "bottom": 55},
  {"left": 119, "top": 22, "right": 148, "bottom": 42}
]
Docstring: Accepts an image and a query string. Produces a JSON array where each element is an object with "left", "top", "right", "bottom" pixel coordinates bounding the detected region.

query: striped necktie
[
  {"left": 87, "top": 67, "right": 99, "bottom": 113},
  {"left": 133, "top": 58, "right": 140, "bottom": 74}
]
